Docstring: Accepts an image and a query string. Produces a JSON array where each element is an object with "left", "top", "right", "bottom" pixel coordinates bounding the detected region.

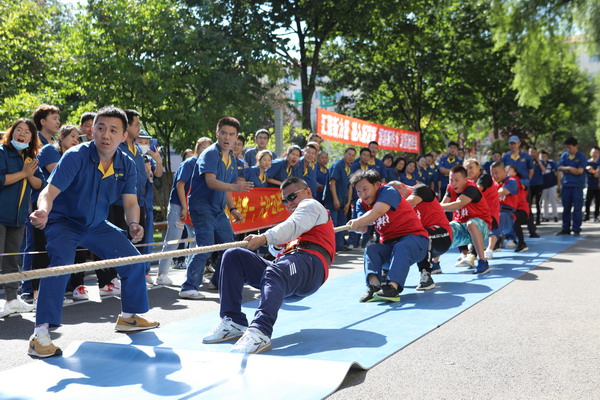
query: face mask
[
  {"left": 11, "top": 140, "right": 29, "bottom": 151},
  {"left": 138, "top": 144, "right": 150, "bottom": 154}
]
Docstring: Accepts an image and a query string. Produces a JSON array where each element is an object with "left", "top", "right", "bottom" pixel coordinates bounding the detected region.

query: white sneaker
[
  {"left": 63, "top": 297, "right": 74, "bottom": 306},
  {"left": 231, "top": 328, "right": 272, "bottom": 354},
  {"left": 505, "top": 239, "right": 517, "bottom": 249},
  {"left": 484, "top": 249, "right": 494, "bottom": 260},
  {"left": 202, "top": 277, "right": 210, "bottom": 284},
  {"left": 111, "top": 278, "right": 121, "bottom": 290},
  {"left": 99, "top": 284, "right": 121, "bottom": 296},
  {"left": 207, "top": 282, "right": 217, "bottom": 290},
  {"left": 72, "top": 285, "right": 89, "bottom": 301},
  {"left": 145, "top": 274, "right": 155, "bottom": 286},
  {"left": 2, "top": 298, "right": 35, "bottom": 316},
  {"left": 156, "top": 275, "right": 173, "bottom": 286},
  {"left": 178, "top": 290, "right": 205, "bottom": 300},
  {"left": 202, "top": 317, "right": 247, "bottom": 343}
]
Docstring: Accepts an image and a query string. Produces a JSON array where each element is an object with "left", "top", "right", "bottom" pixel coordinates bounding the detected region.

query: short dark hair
[
  {"left": 95, "top": 106, "right": 128, "bottom": 131},
  {"left": 564, "top": 136, "right": 578, "bottom": 146},
  {"left": 281, "top": 176, "right": 308, "bottom": 191},
  {"left": 344, "top": 147, "right": 356, "bottom": 155},
  {"left": 80, "top": 112, "right": 96, "bottom": 125},
  {"left": 236, "top": 134, "right": 246, "bottom": 145},
  {"left": 417, "top": 155, "right": 426, "bottom": 162},
  {"left": 32, "top": 104, "right": 60, "bottom": 131},
  {"left": 425, "top": 153, "right": 433, "bottom": 158},
  {"left": 540, "top": 150, "right": 548, "bottom": 155},
  {"left": 447, "top": 141, "right": 459, "bottom": 148},
  {"left": 2, "top": 118, "right": 40, "bottom": 158},
  {"left": 217, "top": 116, "right": 240, "bottom": 133},
  {"left": 286, "top": 144, "right": 302, "bottom": 157},
  {"left": 491, "top": 160, "right": 505, "bottom": 170},
  {"left": 359, "top": 147, "right": 371, "bottom": 156},
  {"left": 382, "top": 154, "right": 394, "bottom": 163},
  {"left": 450, "top": 165, "right": 467, "bottom": 177},
  {"left": 349, "top": 168, "right": 381, "bottom": 186},
  {"left": 255, "top": 128, "right": 270, "bottom": 139},
  {"left": 493, "top": 151, "right": 502, "bottom": 156},
  {"left": 124, "top": 109, "right": 140, "bottom": 126},
  {"left": 368, "top": 141, "right": 379, "bottom": 146}
]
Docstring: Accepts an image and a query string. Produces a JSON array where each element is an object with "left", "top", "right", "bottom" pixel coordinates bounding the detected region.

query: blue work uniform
[
  {"left": 36, "top": 141, "right": 149, "bottom": 327},
  {"left": 315, "top": 164, "right": 329, "bottom": 203},
  {"left": 169, "top": 156, "right": 197, "bottom": 206},
  {"left": 437, "top": 155, "right": 462, "bottom": 195},
  {"left": 297, "top": 157, "right": 318, "bottom": 199},
  {"left": 558, "top": 150, "right": 587, "bottom": 233},
  {"left": 186, "top": 143, "right": 238, "bottom": 290},
  {"left": 235, "top": 157, "right": 247, "bottom": 177},
  {"left": 501, "top": 151, "right": 533, "bottom": 188},
  {"left": 323, "top": 160, "right": 351, "bottom": 250},
  {"left": 266, "top": 158, "right": 295, "bottom": 187},
  {"left": 244, "top": 166, "right": 269, "bottom": 188},
  {"left": 244, "top": 147, "right": 277, "bottom": 167}
]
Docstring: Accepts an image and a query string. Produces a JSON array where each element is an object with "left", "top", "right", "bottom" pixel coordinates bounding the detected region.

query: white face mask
[
  {"left": 11, "top": 140, "right": 29, "bottom": 151},
  {"left": 138, "top": 144, "right": 150, "bottom": 154}
]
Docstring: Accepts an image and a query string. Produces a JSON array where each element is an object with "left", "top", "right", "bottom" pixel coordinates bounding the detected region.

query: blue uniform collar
[{"left": 88, "top": 141, "right": 123, "bottom": 166}]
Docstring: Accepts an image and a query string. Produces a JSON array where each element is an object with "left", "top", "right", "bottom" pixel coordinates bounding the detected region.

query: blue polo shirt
[
  {"left": 168, "top": 156, "right": 197, "bottom": 206},
  {"left": 482, "top": 160, "right": 493, "bottom": 175},
  {"left": 188, "top": 143, "right": 238, "bottom": 213},
  {"left": 324, "top": 159, "right": 351, "bottom": 207},
  {"left": 586, "top": 158, "right": 600, "bottom": 189},
  {"left": 113, "top": 141, "right": 147, "bottom": 207},
  {"left": 316, "top": 164, "right": 329, "bottom": 196},
  {"left": 297, "top": 157, "right": 318, "bottom": 198},
  {"left": 266, "top": 158, "right": 295, "bottom": 187},
  {"left": 235, "top": 157, "right": 247, "bottom": 177},
  {"left": 47, "top": 141, "right": 137, "bottom": 227},
  {"left": 0, "top": 145, "right": 45, "bottom": 227},
  {"left": 541, "top": 159, "right": 558, "bottom": 189},
  {"left": 437, "top": 155, "right": 463, "bottom": 189},
  {"left": 244, "top": 166, "right": 268, "bottom": 188},
  {"left": 501, "top": 151, "right": 533, "bottom": 187},
  {"left": 33, "top": 144, "right": 62, "bottom": 203},
  {"left": 531, "top": 159, "right": 543, "bottom": 187},
  {"left": 351, "top": 158, "right": 385, "bottom": 181},
  {"left": 244, "top": 147, "right": 276, "bottom": 167},
  {"left": 558, "top": 151, "right": 587, "bottom": 188}
]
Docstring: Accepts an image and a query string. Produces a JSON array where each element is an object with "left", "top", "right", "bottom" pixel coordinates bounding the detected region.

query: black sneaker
[
  {"left": 529, "top": 233, "right": 540, "bottom": 238},
  {"left": 573, "top": 232, "right": 581, "bottom": 236},
  {"left": 556, "top": 230, "right": 571, "bottom": 236},
  {"left": 373, "top": 283, "right": 400, "bottom": 302},
  {"left": 554, "top": 217, "right": 558, "bottom": 222},
  {"left": 416, "top": 270, "right": 435, "bottom": 291},
  {"left": 515, "top": 243, "right": 529, "bottom": 253},
  {"left": 359, "top": 284, "right": 381, "bottom": 303}
]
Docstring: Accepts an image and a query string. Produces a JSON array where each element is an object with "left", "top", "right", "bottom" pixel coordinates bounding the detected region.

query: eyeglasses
[{"left": 281, "top": 188, "right": 306, "bottom": 205}]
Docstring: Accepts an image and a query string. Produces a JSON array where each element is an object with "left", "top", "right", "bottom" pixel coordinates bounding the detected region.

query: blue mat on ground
[{"left": 0, "top": 235, "right": 581, "bottom": 399}]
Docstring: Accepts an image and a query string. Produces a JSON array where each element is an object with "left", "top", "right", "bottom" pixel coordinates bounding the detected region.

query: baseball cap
[{"left": 508, "top": 136, "right": 520, "bottom": 144}]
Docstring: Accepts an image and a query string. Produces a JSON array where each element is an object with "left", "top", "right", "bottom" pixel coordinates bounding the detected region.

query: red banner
[
  {"left": 316, "top": 108, "right": 420, "bottom": 153},
  {"left": 227, "top": 188, "right": 291, "bottom": 234}
]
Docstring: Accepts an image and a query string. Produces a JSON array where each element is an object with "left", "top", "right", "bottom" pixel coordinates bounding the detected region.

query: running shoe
[
  {"left": 203, "top": 317, "right": 247, "bottom": 343},
  {"left": 28, "top": 332, "right": 62, "bottom": 358},
  {"left": 231, "top": 328, "right": 271, "bottom": 354},
  {"left": 115, "top": 314, "right": 160, "bottom": 332},
  {"left": 416, "top": 270, "right": 435, "bottom": 291}
]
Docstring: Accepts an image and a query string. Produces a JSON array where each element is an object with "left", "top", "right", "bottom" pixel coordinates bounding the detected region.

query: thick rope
[{"left": 0, "top": 225, "right": 350, "bottom": 285}]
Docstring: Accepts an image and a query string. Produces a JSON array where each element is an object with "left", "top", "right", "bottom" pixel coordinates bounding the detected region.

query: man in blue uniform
[
  {"left": 180, "top": 117, "right": 253, "bottom": 300},
  {"left": 437, "top": 141, "right": 463, "bottom": 200},
  {"left": 28, "top": 106, "right": 159, "bottom": 358},
  {"left": 556, "top": 136, "right": 587, "bottom": 236},
  {"left": 324, "top": 147, "right": 355, "bottom": 251},
  {"left": 243, "top": 129, "right": 276, "bottom": 167}
]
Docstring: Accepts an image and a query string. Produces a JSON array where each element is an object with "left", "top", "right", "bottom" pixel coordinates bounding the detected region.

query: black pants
[
  {"left": 514, "top": 210, "right": 528, "bottom": 246},
  {"left": 529, "top": 185, "right": 543, "bottom": 223},
  {"left": 585, "top": 188, "right": 600, "bottom": 219},
  {"left": 417, "top": 226, "right": 452, "bottom": 272}
]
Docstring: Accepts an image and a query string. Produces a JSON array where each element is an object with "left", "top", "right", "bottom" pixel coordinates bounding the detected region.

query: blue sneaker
[
  {"left": 430, "top": 261, "right": 442, "bottom": 274},
  {"left": 473, "top": 260, "right": 490, "bottom": 274}
]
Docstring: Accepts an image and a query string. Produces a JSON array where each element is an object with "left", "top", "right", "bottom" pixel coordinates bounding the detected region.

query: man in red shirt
[{"left": 348, "top": 170, "right": 429, "bottom": 302}]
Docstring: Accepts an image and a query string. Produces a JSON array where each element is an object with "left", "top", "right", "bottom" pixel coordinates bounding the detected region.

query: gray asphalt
[{"left": 1, "top": 220, "right": 598, "bottom": 399}]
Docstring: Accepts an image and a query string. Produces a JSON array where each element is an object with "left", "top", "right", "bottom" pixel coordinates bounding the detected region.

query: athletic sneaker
[
  {"left": 173, "top": 260, "right": 187, "bottom": 270},
  {"left": 373, "top": 283, "right": 400, "bottom": 302},
  {"left": 416, "top": 270, "right": 435, "bottom": 291},
  {"left": 99, "top": 284, "right": 121, "bottom": 296},
  {"left": 28, "top": 332, "right": 62, "bottom": 358},
  {"left": 430, "top": 261, "right": 442, "bottom": 274},
  {"left": 1, "top": 298, "right": 34, "bottom": 317},
  {"left": 515, "top": 243, "right": 529, "bottom": 253},
  {"left": 179, "top": 289, "right": 206, "bottom": 300},
  {"left": 456, "top": 254, "right": 476, "bottom": 268},
  {"left": 115, "top": 314, "right": 160, "bottom": 332},
  {"left": 473, "top": 260, "right": 490, "bottom": 274},
  {"left": 156, "top": 275, "right": 173, "bottom": 286},
  {"left": 231, "top": 328, "right": 272, "bottom": 354},
  {"left": 529, "top": 233, "right": 540, "bottom": 238},
  {"left": 203, "top": 317, "right": 247, "bottom": 343},
  {"left": 484, "top": 249, "right": 494, "bottom": 260},
  {"left": 63, "top": 297, "right": 74, "bottom": 305},
  {"left": 505, "top": 239, "right": 517, "bottom": 249},
  {"left": 555, "top": 230, "right": 571, "bottom": 236},
  {"left": 146, "top": 274, "right": 155, "bottom": 285},
  {"left": 72, "top": 285, "right": 89, "bottom": 301},
  {"left": 359, "top": 284, "right": 381, "bottom": 303}
]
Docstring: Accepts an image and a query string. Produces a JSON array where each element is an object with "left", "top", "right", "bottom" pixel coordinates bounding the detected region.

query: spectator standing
[
  {"left": 244, "top": 129, "right": 276, "bottom": 167},
  {"left": 540, "top": 150, "right": 559, "bottom": 222},
  {"left": 584, "top": 146, "right": 600, "bottom": 222},
  {"left": 556, "top": 137, "right": 587, "bottom": 235}
]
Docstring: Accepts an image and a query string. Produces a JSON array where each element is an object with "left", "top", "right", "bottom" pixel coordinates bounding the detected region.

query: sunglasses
[{"left": 281, "top": 188, "right": 306, "bottom": 205}]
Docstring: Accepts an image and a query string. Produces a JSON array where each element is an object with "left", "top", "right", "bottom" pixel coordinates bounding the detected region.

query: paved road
[{"left": 1, "top": 220, "right": 598, "bottom": 399}]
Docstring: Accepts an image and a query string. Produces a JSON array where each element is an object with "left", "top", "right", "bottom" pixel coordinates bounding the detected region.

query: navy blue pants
[
  {"left": 328, "top": 207, "right": 348, "bottom": 251},
  {"left": 36, "top": 220, "right": 149, "bottom": 326},
  {"left": 185, "top": 210, "right": 233, "bottom": 291},
  {"left": 219, "top": 248, "right": 325, "bottom": 337},
  {"left": 561, "top": 186, "right": 584, "bottom": 233}
]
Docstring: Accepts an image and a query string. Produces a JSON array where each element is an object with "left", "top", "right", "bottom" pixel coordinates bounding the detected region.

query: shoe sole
[
  {"left": 231, "top": 342, "right": 272, "bottom": 354},
  {"left": 359, "top": 297, "right": 380, "bottom": 303},
  {"left": 514, "top": 248, "right": 529, "bottom": 253},
  {"left": 416, "top": 284, "right": 436, "bottom": 291},
  {"left": 473, "top": 268, "right": 491, "bottom": 275},
  {"left": 372, "top": 294, "right": 400, "bottom": 302},
  {"left": 115, "top": 323, "right": 160, "bottom": 332},
  {"left": 430, "top": 270, "right": 442, "bottom": 274},
  {"left": 28, "top": 348, "right": 63, "bottom": 358},
  {"left": 178, "top": 295, "right": 206, "bottom": 300},
  {"left": 202, "top": 332, "right": 245, "bottom": 344}
]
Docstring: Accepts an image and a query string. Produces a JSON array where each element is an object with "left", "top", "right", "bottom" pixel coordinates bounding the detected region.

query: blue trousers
[
  {"left": 492, "top": 210, "right": 515, "bottom": 237},
  {"left": 364, "top": 234, "right": 428, "bottom": 290},
  {"left": 219, "top": 248, "right": 324, "bottom": 337},
  {"left": 20, "top": 219, "right": 33, "bottom": 294},
  {"left": 184, "top": 210, "right": 233, "bottom": 291},
  {"left": 328, "top": 207, "right": 348, "bottom": 251},
  {"left": 36, "top": 220, "right": 149, "bottom": 326},
  {"left": 561, "top": 186, "right": 584, "bottom": 233}
]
